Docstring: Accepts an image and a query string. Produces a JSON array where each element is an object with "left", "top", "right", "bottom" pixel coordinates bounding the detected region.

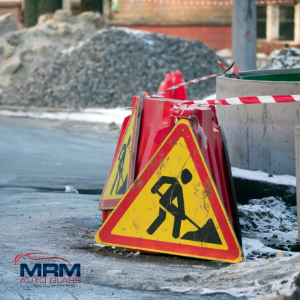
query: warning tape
[
  {"left": 132, "top": 0, "right": 300, "bottom": 5},
  {"left": 186, "top": 95, "right": 300, "bottom": 105},
  {"left": 156, "top": 61, "right": 240, "bottom": 97},
  {"left": 156, "top": 61, "right": 235, "bottom": 96}
]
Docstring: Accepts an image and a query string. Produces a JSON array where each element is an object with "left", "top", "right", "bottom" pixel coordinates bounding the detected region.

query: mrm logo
[{"left": 15, "top": 253, "right": 81, "bottom": 283}]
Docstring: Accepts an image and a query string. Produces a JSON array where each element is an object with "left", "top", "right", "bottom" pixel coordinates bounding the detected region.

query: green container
[{"left": 240, "top": 68, "right": 300, "bottom": 82}]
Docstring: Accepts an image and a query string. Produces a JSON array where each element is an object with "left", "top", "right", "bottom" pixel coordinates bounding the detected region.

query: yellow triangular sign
[
  {"left": 98, "top": 94, "right": 143, "bottom": 210},
  {"left": 96, "top": 120, "right": 243, "bottom": 263}
]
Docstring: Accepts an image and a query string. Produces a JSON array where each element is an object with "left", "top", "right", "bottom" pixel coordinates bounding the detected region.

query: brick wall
[
  {"left": 122, "top": 25, "right": 232, "bottom": 50},
  {"left": 0, "top": 1, "right": 22, "bottom": 29},
  {"left": 109, "top": 0, "right": 232, "bottom": 26}
]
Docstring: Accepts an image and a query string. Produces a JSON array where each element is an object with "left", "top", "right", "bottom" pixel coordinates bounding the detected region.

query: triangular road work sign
[
  {"left": 98, "top": 94, "right": 143, "bottom": 210},
  {"left": 96, "top": 120, "right": 243, "bottom": 263}
]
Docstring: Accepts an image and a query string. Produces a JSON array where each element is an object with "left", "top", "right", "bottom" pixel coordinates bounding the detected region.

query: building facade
[{"left": 0, "top": 0, "right": 299, "bottom": 52}]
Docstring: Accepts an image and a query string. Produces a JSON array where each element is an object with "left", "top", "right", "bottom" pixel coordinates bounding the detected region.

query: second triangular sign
[
  {"left": 98, "top": 94, "right": 143, "bottom": 210},
  {"left": 95, "top": 120, "right": 243, "bottom": 263}
]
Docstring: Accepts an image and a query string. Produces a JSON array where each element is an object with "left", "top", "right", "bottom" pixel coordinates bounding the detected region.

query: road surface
[{"left": 0, "top": 116, "right": 238, "bottom": 300}]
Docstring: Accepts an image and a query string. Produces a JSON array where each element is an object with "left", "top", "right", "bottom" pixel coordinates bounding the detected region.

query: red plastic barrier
[
  {"left": 102, "top": 210, "right": 112, "bottom": 223},
  {"left": 102, "top": 96, "right": 240, "bottom": 243},
  {"left": 133, "top": 97, "right": 240, "bottom": 241},
  {"left": 157, "top": 70, "right": 187, "bottom": 100},
  {"left": 101, "top": 75, "right": 240, "bottom": 241}
]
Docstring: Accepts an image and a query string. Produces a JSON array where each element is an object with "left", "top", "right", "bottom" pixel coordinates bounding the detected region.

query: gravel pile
[
  {"left": 262, "top": 47, "right": 300, "bottom": 69},
  {"left": 0, "top": 27, "right": 223, "bottom": 108},
  {"left": 0, "top": 10, "right": 102, "bottom": 89}
]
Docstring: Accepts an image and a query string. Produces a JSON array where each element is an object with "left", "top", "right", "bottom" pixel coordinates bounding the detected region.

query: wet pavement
[{"left": 0, "top": 117, "right": 241, "bottom": 300}]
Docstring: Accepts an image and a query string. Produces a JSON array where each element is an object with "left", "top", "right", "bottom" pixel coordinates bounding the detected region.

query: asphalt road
[{"left": 0, "top": 117, "right": 239, "bottom": 300}]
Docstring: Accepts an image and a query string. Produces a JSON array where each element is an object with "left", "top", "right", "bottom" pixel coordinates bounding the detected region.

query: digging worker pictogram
[
  {"left": 110, "top": 135, "right": 131, "bottom": 195},
  {"left": 147, "top": 169, "right": 193, "bottom": 239},
  {"left": 147, "top": 168, "right": 222, "bottom": 244}
]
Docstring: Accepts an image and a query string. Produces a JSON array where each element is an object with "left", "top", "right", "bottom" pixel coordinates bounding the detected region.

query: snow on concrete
[
  {"left": 0, "top": 107, "right": 130, "bottom": 125},
  {"left": 232, "top": 167, "right": 296, "bottom": 186}
]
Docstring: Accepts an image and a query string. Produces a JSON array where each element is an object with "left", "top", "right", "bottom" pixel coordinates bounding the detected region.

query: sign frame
[
  {"left": 98, "top": 94, "right": 144, "bottom": 210},
  {"left": 96, "top": 120, "right": 243, "bottom": 263}
]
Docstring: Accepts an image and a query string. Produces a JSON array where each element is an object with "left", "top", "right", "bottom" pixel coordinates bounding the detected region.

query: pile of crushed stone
[
  {"left": 0, "top": 10, "right": 102, "bottom": 89},
  {"left": 0, "top": 27, "right": 223, "bottom": 108},
  {"left": 261, "top": 47, "right": 300, "bottom": 69}
]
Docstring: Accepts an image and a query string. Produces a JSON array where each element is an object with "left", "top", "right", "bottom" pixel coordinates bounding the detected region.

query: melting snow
[
  {"left": 65, "top": 185, "right": 79, "bottom": 194},
  {"left": 239, "top": 197, "right": 297, "bottom": 234},
  {"left": 0, "top": 107, "right": 130, "bottom": 125},
  {"left": 232, "top": 167, "right": 296, "bottom": 186},
  {"left": 239, "top": 197, "right": 298, "bottom": 246}
]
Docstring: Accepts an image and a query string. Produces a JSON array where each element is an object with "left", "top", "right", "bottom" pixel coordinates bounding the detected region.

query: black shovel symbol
[{"left": 147, "top": 170, "right": 222, "bottom": 245}]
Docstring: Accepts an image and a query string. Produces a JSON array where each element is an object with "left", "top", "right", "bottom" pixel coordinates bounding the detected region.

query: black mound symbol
[{"left": 181, "top": 219, "right": 222, "bottom": 244}]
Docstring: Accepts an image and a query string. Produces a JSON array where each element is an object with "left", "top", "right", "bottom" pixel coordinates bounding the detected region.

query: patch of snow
[
  {"left": 133, "top": 251, "right": 140, "bottom": 257},
  {"left": 65, "top": 186, "right": 79, "bottom": 194},
  {"left": 202, "top": 93, "right": 216, "bottom": 101},
  {"left": 269, "top": 272, "right": 300, "bottom": 298},
  {"left": 200, "top": 285, "right": 262, "bottom": 298},
  {"left": 0, "top": 107, "right": 130, "bottom": 125},
  {"left": 106, "top": 270, "right": 123, "bottom": 276},
  {"left": 93, "top": 244, "right": 109, "bottom": 248},
  {"left": 118, "top": 27, "right": 150, "bottom": 36},
  {"left": 232, "top": 167, "right": 296, "bottom": 186},
  {"left": 61, "top": 41, "right": 86, "bottom": 55},
  {"left": 161, "top": 286, "right": 197, "bottom": 293},
  {"left": 239, "top": 197, "right": 297, "bottom": 234},
  {"left": 242, "top": 237, "right": 277, "bottom": 258},
  {"left": 114, "top": 27, "right": 154, "bottom": 47},
  {"left": 160, "top": 241, "right": 300, "bottom": 299},
  {"left": 61, "top": 27, "right": 153, "bottom": 56},
  {"left": 239, "top": 197, "right": 298, "bottom": 247},
  {"left": 261, "top": 47, "right": 300, "bottom": 69}
]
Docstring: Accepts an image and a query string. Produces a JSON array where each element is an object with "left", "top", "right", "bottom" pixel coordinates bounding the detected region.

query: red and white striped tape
[
  {"left": 216, "top": 61, "right": 241, "bottom": 79},
  {"left": 131, "top": 0, "right": 300, "bottom": 5},
  {"left": 156, "top": 61, "right": 240, "bottom": 96},
  {"left": 156, "top": 61, "right": 235, "bottom": 96},
  {"left": 184, "top": 95, "right": 300, "bottom": 105}
]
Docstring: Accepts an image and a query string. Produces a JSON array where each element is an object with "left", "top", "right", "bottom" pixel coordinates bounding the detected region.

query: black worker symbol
[
  {"left": 147, "top": 168, "right": 222, "bottom": 244},
  {"left": 110, "top": 135, "right": 131, "bottom": 195}
]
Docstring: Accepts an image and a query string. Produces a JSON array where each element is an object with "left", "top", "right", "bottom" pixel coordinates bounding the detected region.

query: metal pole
[
  {"left": 295, "top": 126, "right": 300, "bottom": 241},
  {"left": 232, "top": 0, "right": 257, "bottom": 71}
]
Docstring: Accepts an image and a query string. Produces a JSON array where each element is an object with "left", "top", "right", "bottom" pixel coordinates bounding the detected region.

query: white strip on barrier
[
  {"left": 188, "top": 95, "right": 300, "bottom": 105},
  {"left": 257, "top": 96, "right": 276, "bottom": 103}
]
